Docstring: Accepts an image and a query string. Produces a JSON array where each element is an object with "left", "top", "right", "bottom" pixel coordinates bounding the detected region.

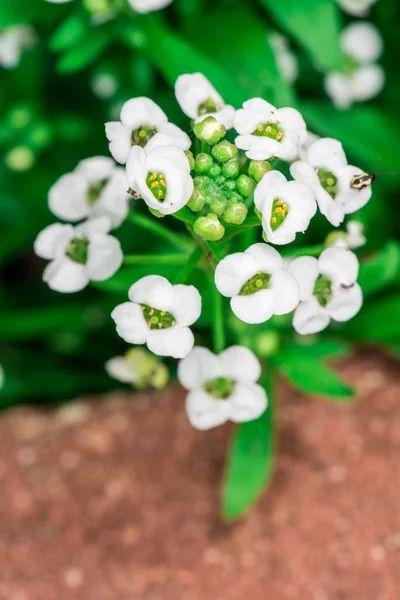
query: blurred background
[{"left": 0, "top": 0, "right": 399, "bottom": 597}]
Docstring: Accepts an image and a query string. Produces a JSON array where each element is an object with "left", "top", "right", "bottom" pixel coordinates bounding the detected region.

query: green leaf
[
  {"left": 358, "top": 241, "right": 400, "bottom": 297},
  {"left": 0, "top": 0, "right": 53, "bottom": 26},
  {"left": 222, "top": 373, "right": 275, "bottom": 521},
  {"left": 287, "top": 337, "right": 351, "bottom": 359},
  {"left": 259, "top": 0, "right": 343, "bottom": 71},
  {"left": 272, "top": 345, "right": 355, "bottom": 400},
  {"left": 57, "top": 28, "right": 110, "bottom": 74},
  {"left": 343, "top": 294, "right": 400, "bottom": 341},
  {"left": 50, "top": 12, "right": 88, "bottom": 53}
]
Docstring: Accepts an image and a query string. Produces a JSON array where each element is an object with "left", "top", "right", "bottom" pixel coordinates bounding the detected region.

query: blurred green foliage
[{"left": 1, "top": 0, "right": 400, "bottom": 517}]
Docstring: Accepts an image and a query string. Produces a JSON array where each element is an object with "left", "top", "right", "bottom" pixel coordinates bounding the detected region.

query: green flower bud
[
  {"left": 150, "top": 363, "right": 169, "bottom": 390},
  {"left": 193, "top": 175, "right": 209, "bottom": 188},
  {"left": 223, "top": 180, "right": 236, "bottom": 192},
  {"left": 211, "top": 140, "right": 238, "bottom": 163},
  {"left": 195, "top": 152, "right": 213, "bottom": 174},
  {"left": 194, "top": 116, "right": 226, "bottom": 145},
  {"left": 236, "top": 174, "right": 256, "bottom": 198},
  {"left": 185, "top": 150, "right": 195, "bottom": 171},
  {"left": 148, "top": 207, "right": 165, "bottom": 218},
  {"left": 254, "top": 331, "right": 280, "bottom": 357},
  {"left": 209, "top": 197, "right": 227, "bottom": 216},
  {"left": 324, "top": 231, "right": 348, "bottom": 248},
  {"left": 248, "top": 160, "right": 272, "bottom": 183},
  {"left": 187, "top": 188, "right": 206, "bottom": 212},
  {"left": 5, "top": 146, "right": 35, "bottom": 172},
  {"left": 194, "top": 214, "right": 225, "bottom": 241},
  {"left": 209, "top": 163, "right": 222, "bottom": 178},
  {"left": 222, "top": 159, "right": 240, "bottom": 179},
  {"left": 223, "top": 201, "right": 248, "bottom": 225},
  {"left": 228, "top": 192, "right": 243, "bottom": 204}
]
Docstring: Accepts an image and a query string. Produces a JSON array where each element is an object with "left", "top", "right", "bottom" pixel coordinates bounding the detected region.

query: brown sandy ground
[{"left": 0, "top": 351, "right": 399, "bottom": 600}]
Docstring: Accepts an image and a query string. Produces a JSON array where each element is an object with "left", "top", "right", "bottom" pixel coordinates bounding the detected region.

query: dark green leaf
[
  {"left": 358, "top": 241, "right": 400, "bottom": 297},
  {"left": 50, "top": 12, "right": 88, "bottom": 53},
  {"left": 343, "top": 294, "right": 400, "bottom": 341},
  {"left": 57, "top": 28, "right": 110, "bottom": 74}
]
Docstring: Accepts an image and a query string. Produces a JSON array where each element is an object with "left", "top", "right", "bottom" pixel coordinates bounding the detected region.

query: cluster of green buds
[{"left": 186, "top": 117, "right": 271, "bottom": 241}]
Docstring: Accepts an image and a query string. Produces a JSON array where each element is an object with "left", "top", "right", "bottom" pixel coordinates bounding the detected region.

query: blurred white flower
[
  {"left": 234, "top": 98, "right": 307, "bottom": 161},
  {"left": 269, "top": 32, "right": 299, "bottom": 84},
  {"left": 34, "top": 217, "right": 123, "bottom": 293},
  {"left": 106, "top": 348, "right": 169, "bottom": 389},
  {"left": 328, "top": 220, "right": 367, "bottom": 249},
  {"left": 127, "top": 0, "right": 173, "bottom": 13},
  {"left": 111, "top": 276, "right": 201, "bottom": 359},
  {"left": 0, "top": 25, "right": 36, "bottom": 69},
  {"left": 290, "top": 138, "right": 372, "bottom": 226},
  {"left": 178, "top": 346, "right": 267, "bottom": 430},
  {"left": 126, "top": 145, "right": 193, "bottom": 215},
  {"left": 325, "top": 22, "right": 384, "bottom": 109},
  {"left": 91, "top": 73, "right": 119, "bottom": 99},
  {"left": 255, "top": 170, "right": 317, "bottom": 245},
  {"left": 0, "top": 365, "right": 4, "bottom": 391},
  {"left": 336, "top": 0, "right": 378, "bottom": 17},
  {"left": 215, "top": 242, "right": 299, "bottom": 324},
  {"left": 288, "top": 247, "right": 362, "bottom": 335},
  {"left": 175, "top": 73, "right": 236, "bottom": 129},
  {"left": 49, "top": 156, "right": 130, "bottom": 228},
  {"left": 105, "top": 97, "right": 190, "bottom": 164}
]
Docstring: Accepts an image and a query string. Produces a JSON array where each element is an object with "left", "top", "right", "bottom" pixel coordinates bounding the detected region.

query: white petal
[
  {"left": 195, "top": 105, "right": 236, "bottom": 129},
  {"left": 336, "top": 165, "right": 372, "bottom": 214},
  {"left": 146, "top": 144, "right": 190, "bottom": 173},
  {"left": 254, "top": 170, "right": 287, "bottom": 212},
  {"left": 279, "top": 181, "right": 317, "bottom": 217},
  {"left": 219, "top": 346, "right": 261, "bottom": 383},
  {"left": 178, "top": 347, "right": 221, "bottom": 389},
  {"left": 229, "top": 383, "right": 267, "bottom": 423},
  {"left": 341, "top": 22, "right": 383, "bottom": 63},
  {"left": 147, "top": 122, "right": 191, "bottom": 151},
  {"left": 120, "top": 97, "right": 167, "bottom": 130},
  {"left": 351, "top": 64, "right": 385, "bottom": 102},
  {"left": 336, "top": 0, "right": 375, "bottom": 16},
  {"left": 324, "top": 72, "right": 353, "bottom": 110},
  {"left": 48, "top": 172, "right": 89, "bottom": 222},
  {"left": 290, "top": 160, "right": 320, "bottom": 191},
  {"left": 111, "top": 302, "right": 148, "bottom": 344},
  {"left": 270, "top": 270, "right": 300, "bottom": 315},
  {"left": 43, "top": 258, "right": 89, "bottom": 293},
  {"left": 128, "top": 275, "right": 174, "bottom": 311},
  {"left": 287, "top": 256, "right": 318, "bottom": 301},
  {"left": 105, "top": 122, "right": 132, "bottom": 165},
  {"left": 276, "top": 107, "right": 307, "bottom": 144},
  {"left": 78, "top": 216, "right": 112, "bottom": 236},
  {"left": 318, "top": 247, "right": 359, "bottom": 287},
  {"left": 128, "top": 0, "right": 173, "bottom": 14},
  {"left": 171, "top": 284, "right": 202, "bottom": 326},
  {"left": 76, "top": 156, "right": 114, "bottom": 182},
  {"left": 91, "top": 167, "right": 130, "bottom": 228},
  {"left": 346, "top": 220, "right": 366, "bottom": 248},
  {"left": 185, "top": 389, "right": 231, "bottom": 430},
  {"left": 307, "top": 138, "right": 347, "bottom": 172},
  {"left": 245, "top": 242, "right": 283, "bottom": 274},
  {"left": 293, "top": 297, "right": 331, "bottom": 335},
  {"left": 147, "top": 325, "right": 194, "bottom": 359},
  {"left": 231, "top": 289, "right": 275, "bottom": 324},
  {"left": 327, "top": 283, "right": 363, "bottom": 322},
  {"left": 85, "top": 235, "right": 123, "bottom": 281},
  {"left": 126, "top": 145, "right": 147, "bottom": 192},
  {"left": 105, "top": 357, "right": 135, "bottom": 383},
  {"left": 315, "top": 187, "right": 345, "bottom": 227},
  {"left": 175, "top": 73, "right": 224, "bottom": 119},
  {"left": 214, "top": 252, "right": 259, "bottom": 297},
  {"left": 34, "top": 223, "right": 74, "bottom": 260}
]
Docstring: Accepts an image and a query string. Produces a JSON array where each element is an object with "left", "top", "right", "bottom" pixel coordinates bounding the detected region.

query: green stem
[
  {"left": 172, "top": 207, "right": 197, "bottom": 226},
  {"left": 212, "top": 282, "right": 225, "bottom": 354},
  {"left": 127, "top": 211, "right": 192, "bottom": 252},
  {"left": 123, "top": 254, "right": 188, "bottom": 266},
  {"left": 174, "top": 246, "right": 203, "bottom": 284}
]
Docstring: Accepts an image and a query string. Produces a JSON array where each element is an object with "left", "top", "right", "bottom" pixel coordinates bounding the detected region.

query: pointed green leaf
[
  {"left": 50, "top": 12, "right": 88, "bottom": 53},
  {"left": 358, "top": 241, "right": 400, "bottom": 297},
  {"left": 57, "top": 28, "right": 109, "bottom": 74}
]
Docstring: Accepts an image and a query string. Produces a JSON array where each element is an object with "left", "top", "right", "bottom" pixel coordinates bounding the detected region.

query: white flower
[
  {"left": 336, "top": 0, "right": 378, "bottom": 17},
  {"left": 91, "top": 73, "right": 119, "bottom": 99},
  {"left": 325, "top": 22, "right": 384, "bottom": 109},
  {"left": 106, "top": 348, "right": 169, "bottom": 389},
  {"left": 234, "top": 98, "right": 307, "bottom": 161},
  {"left": 269, "top": 32, "right": 298, "bottom": 84},
  {"left": 175, "top": 73, "right": 236, "bottom": 129},
  {"left": 178, "top": 346, "right": 267, "bottom": 430},
  {"left": 290, "top": 137, "right": 372, "bottom": 227},
  {"left": 106, "top": 356, "right": 137, "bottom": 384},
  {"left": 105, "top": 97, "right": 190, "bottom": 164},
  {"left": 34, "top": 217, "right": 123, "bottom": 293},
  {"left": 127, "top": 0, "right": 173, "bottom": 13},
  {"left": 288, "top": 247, "right": 362, "bottom": 335},
  {"left": 254, "top": 170, "right": 317, "bottom": 245},
  {"left": 111, "top": 275, "right": 201, "bottom": 359},
  {"left": 330, "top": 220, "right": 366, "bottom": 249},
  {"left": 0, "top": 26, "right": 36, "bottom": 69},
  {"left": 215, "top": 242, "right": 300, "bottom": 324},
  {"left": 126, "top": 145, "right": 193, "bottom": 215},
  {"left": 49, "top": 156, "right": 130, "bottom": 228}
]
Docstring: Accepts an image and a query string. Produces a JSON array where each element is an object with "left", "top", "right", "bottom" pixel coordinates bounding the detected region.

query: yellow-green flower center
[
  {"left": 203, "top": 377, "right": 236, "bottom": 399},
  {"left": 65, "top": 236, "right": 89, "bottom": 264},
  {"left": 239, "top": 272, "right": 271, "bottom": 296},
  {"left": 270, "top": 198, "right": 288, "bottom": 230},
  {"left": 317, "top": 169, "right": 338, "bottom": 199},
  {"left": 146, "top": 171, "right": 167, "bottom": 202},
  {"left": 313, "top": 275, "right": 333, "bottom": 307},
  {"left": 87, "top": 178, "right": 109, "bottom": 206},
  {"left": 253, "top": 120, "right": 285, "bottom": 142},
  {"left": 141, "top": 304, "right": 175, "bottom": 330},
  {"left": 131, "top": 125, "right": 157, "bottom": 148},
  {"left": 198, "top": 97, "right": 220, "bottom": 116}
]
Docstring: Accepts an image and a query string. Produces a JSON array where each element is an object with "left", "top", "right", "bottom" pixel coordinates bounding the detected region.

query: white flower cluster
[
  {"left": 325, "top": 22, "right": 384, "bottom": 109},
  {"left": 35, "top": 72, "right": 372, "bottom": 430}
]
